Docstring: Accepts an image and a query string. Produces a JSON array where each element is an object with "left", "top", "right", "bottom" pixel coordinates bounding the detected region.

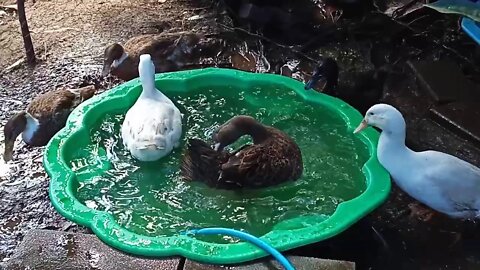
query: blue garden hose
[{"left": 185, "top": 228, "right": 295, "bottom": 270}]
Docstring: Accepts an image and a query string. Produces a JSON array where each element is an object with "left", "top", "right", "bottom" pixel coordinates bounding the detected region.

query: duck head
[
  {"left": 212, "top": 115, "right": 268, "bottom": 151},
  {"left": 102, "top": 43, "right": 127, "bottom": 77},
  {"left": 304, "top": 57, "right": 339, "bottom": 94},
  {"left": 3, "top": 111, "right": 27, "bottom": 161},
  {"left": 354, "top": 104, "right": 406, "bottom": 135}
]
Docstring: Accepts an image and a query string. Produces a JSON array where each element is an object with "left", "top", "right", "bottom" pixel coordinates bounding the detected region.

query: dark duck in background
[
  {"left": 102, "top": 34, "right": 202, "bottom": 81},
  {"left": 304, "top": 57, "right": 388, "bottom": 114},
  {"left": 180, "top": 115, "right": 303, "bottom": 190}
]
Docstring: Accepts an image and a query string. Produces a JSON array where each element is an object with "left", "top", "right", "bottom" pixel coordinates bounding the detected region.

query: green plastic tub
[{"left": 44, "top": 68, "right": 390, "bottom": 264}]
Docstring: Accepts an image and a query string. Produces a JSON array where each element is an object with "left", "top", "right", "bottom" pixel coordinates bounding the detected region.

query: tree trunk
[{"left": 17, "top": 0, "right": 36, "bottom": 65}]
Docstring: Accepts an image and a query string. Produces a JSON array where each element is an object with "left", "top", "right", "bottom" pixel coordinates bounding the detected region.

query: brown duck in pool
[{"left": 181, "top": 115, "right": 303, "bottom": 189}]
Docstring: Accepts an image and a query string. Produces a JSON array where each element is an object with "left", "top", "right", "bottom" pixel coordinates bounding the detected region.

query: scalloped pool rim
[{"left": 44, "top": 68, "right": 391, "bottom": 265}]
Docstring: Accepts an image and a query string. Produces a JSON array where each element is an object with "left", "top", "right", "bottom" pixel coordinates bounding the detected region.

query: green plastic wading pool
[{"left": 44, "top": 68, "right": 390, "bottom": 264}]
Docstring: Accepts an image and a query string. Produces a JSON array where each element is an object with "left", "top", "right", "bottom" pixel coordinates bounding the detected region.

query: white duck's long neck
[
  {"left": 138, "top": 57, "right": 168, "bottom": 101},
  {"left": 377, "top": 120, "right": 415, "bottom": 178}
]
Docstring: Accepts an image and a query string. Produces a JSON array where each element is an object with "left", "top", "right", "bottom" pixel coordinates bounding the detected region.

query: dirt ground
[
  {"left": 1, "top": 0, "right": 480, "bottom": 269},
  {"left": 0, "top": 0, "right": 220, "bottom": 69}
]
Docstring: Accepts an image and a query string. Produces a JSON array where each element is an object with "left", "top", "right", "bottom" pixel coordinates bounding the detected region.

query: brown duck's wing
[
  {"left": 124, "top": 35, "right": 178, "bottom": 58},
  {"left": 25, "top": 88, "right": 90, "bottom": 146},
  {"left": 220, "top": 133, "right": 303, "bottom": 189},
  {"left": 27, "top": 88, "right": 77, "bottom": 119},
  {"left": 132, "top": 34, "right": 200, "bottom": 57},
  {"left": 272, "top": 131, "right": 304, "bottom": 181},
  {"left": 123, "top": 35, "right": 160, "bottom": 51},
  {"left": 124, "top": 34, "right": 201, "bottom": 73},
  {"left": 181, "top": 138, "right": 231, "bottom": 187},
  {"left": 66, "top": 85, "right": 96, "bottom": 105},
  {"left": 219, "top": 145, "right": 273, "bottom": 188}
]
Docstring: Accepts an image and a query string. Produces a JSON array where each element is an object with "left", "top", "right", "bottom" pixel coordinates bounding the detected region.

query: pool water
[{"left": 70, "top": 85, "right": 369, "bottom": 243}]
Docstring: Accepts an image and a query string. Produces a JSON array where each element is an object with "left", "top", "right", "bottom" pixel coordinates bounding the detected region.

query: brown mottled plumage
[
  {"left": 3, "top": 85, "right": 96, "bottom": 161},
  {"left": 102, "top": 33, "right": 201, "bottom": 81},
  {"left": 181, "top": 115, "right": 303, "bottom": 189}
]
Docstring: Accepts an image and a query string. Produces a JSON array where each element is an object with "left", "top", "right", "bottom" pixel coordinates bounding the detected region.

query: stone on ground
[{"left": 184, "top": 256, "right": 355, "bottom": 270}]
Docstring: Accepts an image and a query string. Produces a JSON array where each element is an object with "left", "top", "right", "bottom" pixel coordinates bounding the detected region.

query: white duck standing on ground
[
  {"left": 354, "top": 104, "right": 480, "bottom": 220},
  {"left": 121, "top": 54, "right": 182, "bottom": 162}
]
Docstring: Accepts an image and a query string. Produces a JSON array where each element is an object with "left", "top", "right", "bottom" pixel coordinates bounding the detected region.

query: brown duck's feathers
[
  {"left": 181, "top": 139, "right": 229, "bottom": 187},
  {"left": 110, "top": 34, "right": 201, "bottom": 80},
  {"left": 24, "top": 85, "right": 96, "bottom": 146},
  {"left": 124, "top": 34, "right": 199, "bottom": 58},
  {"left": 27, "top": 86, "right": 95, "bottom": 118},
  {"left": 181, "top": 127, "right": 303, "bottom": 190}
]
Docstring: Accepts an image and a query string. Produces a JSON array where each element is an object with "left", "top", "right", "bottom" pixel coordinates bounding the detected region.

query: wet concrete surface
[
  {"left": 289, "top": 187, "right": 480, "bottom": 269},
  {"left": 1, "top": 229, "right": 181, "bottom": 270},
  {"left": 2, "top": 230, "right": 355, "bottom": 270},
  {"left": 0, "top": 0, "right": 480, "bottom": 269},
  {"left": 405, "top": 60, "right": 480, "bottom": 148},
  {"left": 408, "top": 60, "right": 480, "bottom": 104},
  {"left": 430, "top": 102, "right": 480, "bottom": 148}
]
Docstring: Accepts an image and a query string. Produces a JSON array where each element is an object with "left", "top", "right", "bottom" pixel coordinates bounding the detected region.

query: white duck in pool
[
  {"left": 354, "top": 104, "right": 480, "bottom": 220},
  {"left": 121, "top": 54, "right": 182, "bottom": 162}
]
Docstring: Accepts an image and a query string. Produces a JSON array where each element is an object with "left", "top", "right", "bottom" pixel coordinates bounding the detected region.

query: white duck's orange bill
[{"left": 353, "top": 120, "right": 368, "bottom": 134}]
